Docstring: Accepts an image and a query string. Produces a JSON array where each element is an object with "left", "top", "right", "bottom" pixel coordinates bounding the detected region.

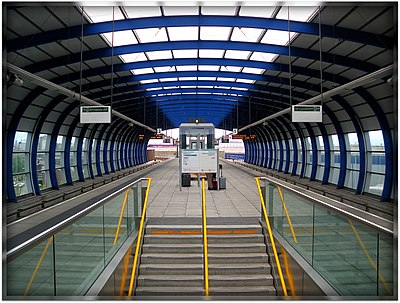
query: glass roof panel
[
  {"left": 239, "top": 6, "right": 276, "bottom": 18},
  {"left": 261, "top": 30, "right": 296, "bottom": 45},
  {"left": 200, "top": 27, "right": 231, "bottom": 41},
  {"left": 154, "top": 66, "right": 175, "bottom": 72},
  {"left": 223, "top": 66, "right": 242, "bottom": 72},
  {"left": 179, "top": 77, "right": 197, "bottom": 81},
  {"left": 145, "top": 87, "right": 159, "bottom": 91},
  {"left": 236, "top": 79, "right": 256, "bottom": 84},
  {"left": 276, "top": 6, "right": 318, "bottom": 22},
  {"left": 140, "top": 79, "right": 158, "bottom": 84},
  {"left": 231, "top": 27, "right": 263, "bottom": 42},
  {"left": 147, "top": 50, "right": 173, "bottom": 60},
  {"left": 242, "top": 67, "right": 264, "bottom": 74},
  {"left": 232, "top": 87, "right": 248, "bottom": 91},
  {"left": 123, "top": 6, "right": 162, "bottom": 18},
  {"left": 198, "top": 65, "right": 220, "bottom": 71},
  {"left": 197, "top": 92, "right": 212, "bottom": 95},
  {"left": 177, "top": 65, "right": 197, "bottom": 71},
  {"left": 199, "top": 49, "right": 225, "bottom": 58},
  {"left": 120, "top": 52, "right": 147, "bottom": 63},
  {"left": 198, "top": 77, "right": 216, "bottom": 81},
  {"left": 180, "top": 86, "right": 196, "bottom": 89},
  {"left": 217, "top": 77, "right": 235, "bottom": 82},
  {"left": 250, "top": 52, "right": 277, "bottom": 62},
  {"left": 84, "top": 7, "right": 124, "bottom": 22},
  {"left": 225, "top": 50, "right": 251, "bottom": 59},
  {"left": 198, "top": 86, "right": 213, "bottom": 89},
  {"left": 132, "top": 67, "right": 154, "bottom": 75},
  {"left": 160, "top": 78, "right": 178, "bottom": 82},
  {"left": 168, "top": 27, "right": 198, "bottom": 41},
  {"left": 163, "top": 6, "right": 199, "bottom": 15},
  {"left": 173, "top": 49, "right": 198, "bottom": 58},
  {"left": 216, "top": 86, "right": 231, "bottom": 89},
  {"left": 201, "top": 6, "right": 237, "bottom": 15},
  {"left": 102, "top": 30, "right": 138, "bottom": 46},
  {"left": 135, "top": 27, "right": 168, "bottom": 43}
]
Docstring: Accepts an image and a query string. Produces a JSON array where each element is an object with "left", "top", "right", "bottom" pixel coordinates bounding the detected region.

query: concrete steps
[{"left": 134, "top": 221, "right": 276, "bottom": 296}]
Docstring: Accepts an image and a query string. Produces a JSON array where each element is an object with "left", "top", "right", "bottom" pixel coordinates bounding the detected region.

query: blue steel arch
[
  {"left": 276, "top": 117, "right": 298, "bottom": 176},
  {"left": 103, "top": 118, "right": 124, "bottom": 174},
  {"left": 87, "top": 124, "right": 102, "bottom": 179},
  {"left": 289, "top": 119, "right": 307, "bottom": 178},
  {"left": 96, "top": 123, "right": 110, "bottom": 177},
  {"left": 76, "top": 123, "right": 91, "bottom": 181},
  {"left": 65, "top": 115, "right": 81, "bottom": 185},
  {"left": 303, "top": 124, "right": 318, "bottom": 181},
  {"left": 266, "top": 122, "right": 284, "bottom": 172},
  {"left": 316, "top": 122, "right": 330, "bottom": 185},
  {"left": 8, "top": 15, "right": 392, "bottom": 52},
  {"left": 270, "top": 120, "right": 290, "bottom": 174}
]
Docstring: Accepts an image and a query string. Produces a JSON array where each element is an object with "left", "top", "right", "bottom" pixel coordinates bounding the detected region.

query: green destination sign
[
  {"left": 82, "top": 107, "right": 109, "bottom": 113},
  {"left": 294, "top": 106, "right": 320, "bottom": 112}
]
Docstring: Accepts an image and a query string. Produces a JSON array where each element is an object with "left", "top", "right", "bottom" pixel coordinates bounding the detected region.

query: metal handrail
[
  {"left": 113, "top": 189, "right": 131, "bottom": 245},
  {"left": 7, "top": 178, "right": 151, "bottom": 261},
  {"left": 201, "top": 178, "right": 209, "bottom": 296},
  {"left": 255, "top": 177, "right": 288, "bottom": 297},
  {"left": 259, "top": 177, "right": 393, "bottom": 235},
  {"left": 128, "top": 178, "right": 152, "bottom": 296}
]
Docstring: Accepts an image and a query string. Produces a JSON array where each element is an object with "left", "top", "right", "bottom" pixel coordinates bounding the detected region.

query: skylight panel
[
  {"left": 180, "top": 86, "right": 196, "bottom": 89},
  {"left": 179, "top": 77, "right": 197, "bottom": 81},
  {"left": 173, "top": 49, "right": 197, "bottom": 58},
  {"left": 177, "top": 65, "right": 197, "bottom": 71},
  {"left": 217, "top": 77, "right": 235, "bottom": 82},
  {"left": 225, "top": 50, "right": 251, "bottom": 59},
  {"left": 216, "top": 86, "right": 231, "bottom": 90},
  {"left": 223, "top": 66, "right": 242, "bottom": 72},
  {"left": 168, "top": 27, "right": 198, "bottom": 41},
  {"left": 198, "top": 86, "right": 213, "bottom": 89},
  {"left": 163, "top": 6, "right": 199, "bottom": 16},
  {"left": 239, "top": 6, "right": 276, "bottom": 18},
  {"left": 232, "top": 87, "right": 248, "bottom": 91},
  {"left": 154, "top": 66, "right": 175, "bottom": 72},
  {"left": 201, "top": 6, "right": 237, "bottom": 15},
  {"left": 120, "top": 52, "right": 147, "bottom": 63},
  {"left": 123, "top": 6, "right": 162, "bottom": 18},
  {"left": 236, "top": 79, "right": 255, "bottom": 84},
  {"left": 102, "top": 30, "right": 138, "bottom": 47},
  {"left": 261, "top": 30, "right": 296, "bottom": 45},
  {"left": 231, "top": 27, "right": 263, "bottom": 42},
  {"left": 198, "top": 77, "right": 216, "bottom": 81},
  {"left": 147, "top": 50, "right": 173, "bottom": 60},
  {"left": 250, "top": 52, "right": 277, "bottom": 63},
  {"left": 199, "top": 49, "right": 224, "bottom": 58},
  {"left": 132, "top": 68, "right": 154, "bottom": 75},
  {"left": 276, "top": 6, "right": 318, "bottom": 22},
  {"left": 145, "top": 88, "right": 159, "bottom": 91},
  {"left": 197, "top": 92, "right": 212, "bottom": 95},
  {"left": 242, "top": 67, "right": 265, "bottom": 74},
  {"left": 84, "top": 7, "right": 124, "bottom": 23},
  {"left": 200, "top": 27, "right": 231, "bottom": 41},
  {"left": 140, "top": 79, "right": 158, "bottom": 84},
  {"left": 160, "top": 78, "right": 178, "bottom": 82},
  {"left": 198, "top": 65, "right": 220, "bottom": 71},
  {"left": 161, "top": 86, "right": 178, "bottom": 89},
  {"left": 135, "top": 27, "right": 168, "bottom": 43}
]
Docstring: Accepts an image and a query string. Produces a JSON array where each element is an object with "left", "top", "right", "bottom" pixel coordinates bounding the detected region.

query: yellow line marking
[{"left": 233, "top": 229, "right": 257, "bottom": 234}]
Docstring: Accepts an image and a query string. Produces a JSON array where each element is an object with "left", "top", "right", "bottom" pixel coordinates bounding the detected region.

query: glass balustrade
[
  {"left": 260, "top": 179, "right": 394, "bottom": 297},
  {"left": 7, "top": 178, "right": 148, "bottom": 297}
]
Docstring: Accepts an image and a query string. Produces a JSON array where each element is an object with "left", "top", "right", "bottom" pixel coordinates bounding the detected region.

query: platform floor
[{"left": 147, "top": 158, "right": 262, "bottom": 218}]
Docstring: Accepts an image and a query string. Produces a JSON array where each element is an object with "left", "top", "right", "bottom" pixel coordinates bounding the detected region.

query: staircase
[{"left": 134, "top": 218, "right": 276, "bottom": 297}]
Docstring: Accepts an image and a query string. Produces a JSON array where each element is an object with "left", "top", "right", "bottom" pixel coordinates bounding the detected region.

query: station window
[
  {"left": 344, "top": 133, "right": 359, "bottom": 190},
  {"left": 288, "top": 139, "right": 294, "bottom": 172},
  {"left": 70, "top": 137, "right": 79, "bottom": 181},
  {"left": 113, "top": 140, "right": 118, "bottom": 170},
  {"left": 82, "top": 138, "right": 89, "bottom": 178},
  {"left": 328, "top": 134, "right": 340, "bottom": 184},
  {"left": 55, "top": 135, "right": 66, "bottom": 185},
  {"left": 296, "top": 137, "right": 302, "bottom": 175},
  {"left": 12, "top": 131, "right": 33, "bottom": 196},
  {"left": 276, "top": 140, "right": 281, "bottom": 170},
  {"left": 366, "top": 130, "right": 385, "bottom": 196},
  {"left": 305, "top": 137, "right": 312, "bottom": 178},
  {"left": 91, "top": 139, "right": 97, "bottom": 175},
  {"left": 37, "top": 134, "right": 51, "bottom": 190},
  {"left": 281, "top": 139, "right": 287, "bottom": 166},
  {"left": 316, "top": 136, "right": 325, "bottom": 181}
]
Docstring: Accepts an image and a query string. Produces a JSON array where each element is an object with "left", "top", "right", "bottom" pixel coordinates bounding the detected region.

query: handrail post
[
  {"left": 255, "top": 178, "right": 288, "bottom": 297},
  {"left": 202, "top": 178, "right": 209, "bottom": 296},
  {"left": 128, "top": 178, "right": 152, "bottom": 296}
]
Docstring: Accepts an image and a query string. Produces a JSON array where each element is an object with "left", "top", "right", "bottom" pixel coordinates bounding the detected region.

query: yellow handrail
[
  {"left": 348, "top": 219, "right": 392, "bottom": 295},
  {"left": 255, "top": 178, "right": 288, "bottom": 297},
  {"left": 128, "top": 178, "right": 152, "bottom": 296},
  {"left": 24, "top": 237, "right": 53, "bottom": 296},
  {"left": 113, "top": 188, "right": 131, "bottom": 245},
  {"left": 201, "top": 178, "right": 209, "bottom": 296},
  {"left": 119, "top": 245, "right": 134, "bottom": 296},
  {"left": 276, "top": 186, "right": 297, "bottom": 243}
]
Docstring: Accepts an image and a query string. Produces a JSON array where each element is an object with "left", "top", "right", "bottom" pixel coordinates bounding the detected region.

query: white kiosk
[{"left": 178, "top": 123, "right": 220, "bottom": 190}]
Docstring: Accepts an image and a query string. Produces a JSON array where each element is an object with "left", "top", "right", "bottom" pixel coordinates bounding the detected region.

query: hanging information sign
[
  {"left": 292, "top": 105, "right": 322, "bottom": 123},
  {"left": 80, "top": 106, "right": 111, "bottom": 123}
]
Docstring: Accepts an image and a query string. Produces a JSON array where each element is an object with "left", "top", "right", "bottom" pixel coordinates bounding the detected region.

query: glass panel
[
  {"left": 38, "top": 134, "right": 48, "bottom": 151},
  {"left": 12, "top": 153, "right": 27, "bottom": 174},
  {"left": 370, "top": 153, "right": 385, "bottom": 173},
  {"left": 344, "top": 170, "right": 359, "bottom": 189},
  {"left": 54, "top": 206, "right": 105, "bottom": 296},
  {"left": 7, "top": 237, "right": 54, "bottom": 296},
  {"left": 378, "top": 233, "right": 394, "bottom": 296},
  {"left": 14, "top": 131, "right": 29, "bottom": 152},
  {"left": 13, "top": 173, "right": 30, "bottom": 196},
  {"left": 366, "top": 174, "right": 384, "bottom": 195},
  {"left": 56, "top": 136, "right": 64, "bottom": 150}
]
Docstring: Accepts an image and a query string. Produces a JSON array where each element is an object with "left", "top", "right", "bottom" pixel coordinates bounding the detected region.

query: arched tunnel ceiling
[{"left": 5, "top": 4, "right": 394, "bottom": 130}]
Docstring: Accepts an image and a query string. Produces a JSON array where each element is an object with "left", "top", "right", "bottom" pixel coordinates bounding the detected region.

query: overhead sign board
[
  {"left": 80, "top": 106, "right": 111, "bottom": 123},
  {"left": 157, "top": 128, "right": 162, "bottom": 134},
  {"left": 181, "top": 149, "right": 218, "bottom": 173},
  {"left": 292, "top": 105, "right": 322, "bottom": 123},
  {"left": 232, "top": 134, "right": 256, "bottom": 140},
  {"left": 151, "top": 134, "right": 164, "bottom": 139},
  {"left": 233, "top": 128, "right": 238, "bottom": 134}
]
